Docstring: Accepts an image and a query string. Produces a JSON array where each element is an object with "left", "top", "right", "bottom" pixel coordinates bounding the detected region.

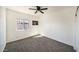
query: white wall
[
  {"left": 39, "top": 6, "right": 76, "bottom": 46},
  {"left": 0, "top": 7, "right": 6, "bottom": 51},
  {"left": 6, "top": 9, "right": 39, "bottom": 43}
]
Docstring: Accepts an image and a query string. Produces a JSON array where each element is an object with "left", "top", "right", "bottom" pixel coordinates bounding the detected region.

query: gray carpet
[{"left": 4, "top": 36, "right": 75, "bottom": 52}]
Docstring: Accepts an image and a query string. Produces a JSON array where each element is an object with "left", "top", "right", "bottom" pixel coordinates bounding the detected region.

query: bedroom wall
[
  {"left": 0, "top": 7, "right": 6, "bottom": 51},
  {"left": 39, "top": 6, "right": 76, "bottom": 46},
  {"left": 6, "top": 9, "right": 39, "bottom": 43}
]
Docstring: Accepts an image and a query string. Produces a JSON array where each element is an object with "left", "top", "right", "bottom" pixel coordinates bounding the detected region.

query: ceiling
[{"left": 5, "top": 6, "right": 76, "bottom": 17}]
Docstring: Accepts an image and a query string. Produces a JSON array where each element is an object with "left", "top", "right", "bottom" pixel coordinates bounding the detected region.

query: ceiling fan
[{"left": 29, "top": 6, "right": 48, "bottom": 14}]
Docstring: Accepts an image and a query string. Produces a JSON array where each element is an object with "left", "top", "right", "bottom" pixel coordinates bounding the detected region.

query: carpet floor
[{"left": 4, "top": 36, "right": 75, "bottom": 52}]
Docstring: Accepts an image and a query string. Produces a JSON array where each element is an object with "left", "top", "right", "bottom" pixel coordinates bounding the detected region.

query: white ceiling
[
  {"left": 6, "top": 6, "right": 35, "bottom": 15},
  {"left": 5, "top": 6, "right": 76, "bottom": 17}
]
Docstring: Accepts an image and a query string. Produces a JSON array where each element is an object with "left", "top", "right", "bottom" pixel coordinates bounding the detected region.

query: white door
[
  {"left": 76, "top": 8, "right": 79, "bottom": 51},
  {"left": 0, "top": 7, "right": 6, "bottom": 52}
]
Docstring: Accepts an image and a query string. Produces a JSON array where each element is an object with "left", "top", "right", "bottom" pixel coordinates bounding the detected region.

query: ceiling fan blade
[
  {"left": 40, "top": 10, "right": 44, "bottom": 14},
  {"left": 35, "top": 10, "right": 38, "bottom": 14},
  {"left": 75, "top": 6, "right": 79, "bottom": 16},
  {"left": 41, "top": 8, "right": 48, "bottom": 10},
  {"left": 29, "top": 8, "right": 36, "bottom": 10}
]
